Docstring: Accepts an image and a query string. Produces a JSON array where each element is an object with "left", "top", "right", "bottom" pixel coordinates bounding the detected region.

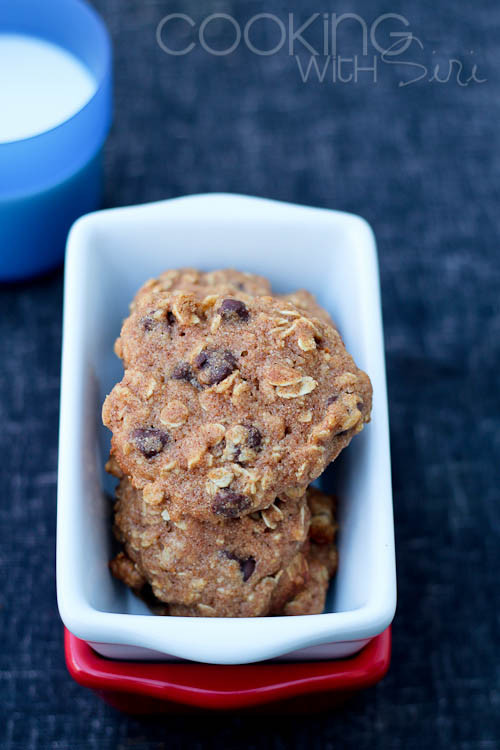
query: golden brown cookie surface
[
  {"left": 103, "top": 276, "right": 371, "bottom": 521},
  {"left": 110, "top": 476, "right": 310, "bottom": 617},
  {"left": 110, "top": 481, "right": 338, "bottom": 617},
  {"left": 132, "top": 268, "right": 272, "bottom": 310}
]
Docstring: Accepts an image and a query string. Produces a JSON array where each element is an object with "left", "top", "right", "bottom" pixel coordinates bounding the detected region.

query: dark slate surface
[{"left": 1, "top": 0, "right": 499, "bottom": 747}]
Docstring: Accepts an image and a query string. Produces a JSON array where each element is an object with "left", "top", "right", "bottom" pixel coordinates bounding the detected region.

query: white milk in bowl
[{"left": 0, "top": 33, "right": 96, "bottom": 143}]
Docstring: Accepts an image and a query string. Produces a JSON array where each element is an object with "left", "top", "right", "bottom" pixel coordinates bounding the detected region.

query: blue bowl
[{"left": 0, "top": 0, "right": 112, "bottom": 281}]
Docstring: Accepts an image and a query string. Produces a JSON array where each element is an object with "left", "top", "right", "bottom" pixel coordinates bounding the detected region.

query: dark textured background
[{"left": 1, "top": 0, "right": 499, "bottom": 747}]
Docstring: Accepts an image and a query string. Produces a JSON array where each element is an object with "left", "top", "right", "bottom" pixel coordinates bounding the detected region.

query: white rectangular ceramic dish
[{"left": 57, "top": 193, "right": 396, "bottom": 665}]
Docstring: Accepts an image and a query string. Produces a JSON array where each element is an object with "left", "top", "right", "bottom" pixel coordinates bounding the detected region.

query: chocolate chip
[
  {"left": 194, "top": 351, "right": 208, "bottom": 369},
  {"left": 194, "top": 348, "right": 237, "bottom": 386},
  {"left": 171, "top": 361, "right": 201, "bottom": 389},
  {"left": 218, "top": 298, "right": 249, "bottom": 322},
  {"left": 246, "top": 425, "right": 262, "bottom": 450},
  {"left": 212, "top": 490, "right": 251, "bottom": 518},
  {"left": 142, "top": 311, "right": 175, "bottom": 331},
  {"left": 241, "top": 557, "right": 256, "bottom": 581},
  {"left": 326, "top": 395, "right": 338, "bottom": 407},
  {"left": 130, "top": 428, "right": 169, "bottom": 458},
  {"left": 223, "top": 552, "right": 256, "bottom": 582}
]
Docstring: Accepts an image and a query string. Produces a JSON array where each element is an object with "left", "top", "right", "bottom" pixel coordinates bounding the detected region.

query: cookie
[
  {"left": 103, "top": 284, "right": 371, "bottom": 521},
  {"left": 278, "top": 542, "right": 338, "bottom": 616},
  {"left": 269, "top": 487, "right": 338, "bottom": 615},
  {"left": 110, "top": 475, "right": 310, "bottom": 617},
  {"left": 110, "top": 481, "right": 337, "bottom": 617},
  {"left": 133, "top": 269, "right": 334, "bottom": 329},
  {"left": 132, "top": 268, "right": 272, "bottom": 310}
]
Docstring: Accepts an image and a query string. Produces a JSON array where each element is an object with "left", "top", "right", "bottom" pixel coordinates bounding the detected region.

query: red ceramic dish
[{"left": 65, "top": 627, "right": 391, "bottom": 712}]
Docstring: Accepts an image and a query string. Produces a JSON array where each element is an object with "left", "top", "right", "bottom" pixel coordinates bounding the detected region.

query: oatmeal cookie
[
  {"left": 278, "top": 542, "right": 338, "bottom": 616},
  {"left": 133, "top": 269, "right": 334, "bottom": 329},
  {"left": 110, "top": 475, "right": 310, "bottom": 617},
  {"left": 270, "top": 487, "right": 338, "bottom": 616},
  {"left": 110, "top": 481, "right": 337, "bottom": 617},
  {"left": 103, "top": 286, "right": 371, "bottom": 520},
  {"left": 132, "top": 268, "right": 272, "bottom": 310}
]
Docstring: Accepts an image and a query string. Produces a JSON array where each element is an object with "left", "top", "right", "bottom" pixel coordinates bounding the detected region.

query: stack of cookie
[{"left": 103, "top": 269, "right": 372, "bottom": 617}]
